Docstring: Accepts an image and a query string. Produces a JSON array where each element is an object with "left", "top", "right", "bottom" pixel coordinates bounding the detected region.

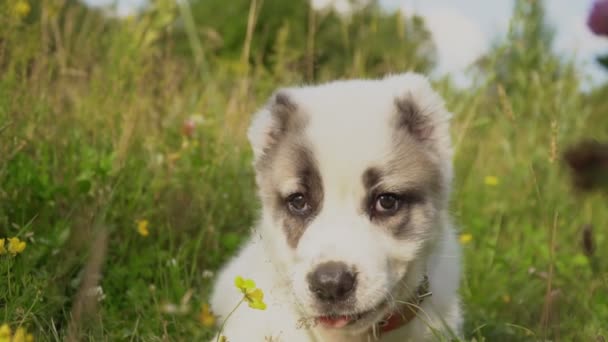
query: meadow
[{"left": 0, "top": 0, "right": 607, "bottom": 341}]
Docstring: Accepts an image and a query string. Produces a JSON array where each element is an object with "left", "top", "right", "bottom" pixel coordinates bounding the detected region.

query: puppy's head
[{"left": 249, "top": 73, "right": 453, "bottom": 331}]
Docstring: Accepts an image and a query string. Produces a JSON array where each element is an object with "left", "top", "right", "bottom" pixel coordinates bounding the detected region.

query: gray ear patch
[
  {"left": 395, "top": 97, "right": 434, "bottom": 141},
  {"left": 255, "top": 92, "right": 304, "bottom": 172},
  {"left": 268, "top": 91, "right": 298, "bottom": 141}
]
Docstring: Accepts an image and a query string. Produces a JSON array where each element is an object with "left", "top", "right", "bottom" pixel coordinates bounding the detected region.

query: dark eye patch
[
  {"left": 361, "top": 165, "right": 434, "bottom": 236},
  {"left": 267, "top": 143, "right": 324, "bottom": 249}
]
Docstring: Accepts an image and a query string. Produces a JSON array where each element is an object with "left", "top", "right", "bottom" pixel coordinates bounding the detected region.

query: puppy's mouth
[{"left": 315, "top": 299, "right": 389, "bottom": 329}]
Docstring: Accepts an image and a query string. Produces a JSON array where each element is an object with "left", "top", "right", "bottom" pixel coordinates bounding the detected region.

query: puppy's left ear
[
  {"left": 385, "top": 73, "right": 454, "bottom": 187},
  {"left": 248, "top": 91, "right": 298, "bottom": 162},
  {"left": 385, "top": 73, "right": 452, "bottom": 144}
]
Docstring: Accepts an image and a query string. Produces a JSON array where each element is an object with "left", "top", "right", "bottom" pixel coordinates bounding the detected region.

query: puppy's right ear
[{"left": 248, "top": 91, "right": 298, "bottom": 161}]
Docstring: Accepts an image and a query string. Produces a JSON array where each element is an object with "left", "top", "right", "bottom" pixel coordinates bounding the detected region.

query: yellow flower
[
  {"left": 234, "top": 276, "right": 267, "bottom": 310},
  {"left": 13, "top": 1, "right": 31, "bottom": 18},
  {"left": 234, "top": 276, "right": 255, "bottom": 292},
  {"left": 0, "top": 239, "right": 6, "bottom": 255},
  {"left": 136, "top": 220, "right": 149, "bottom": 237},
  {"left": 0, "top": 324, "right": 11, "bottom": 338},
  {"left": 502, "top": 294, "right": 511, "bottom": 303},
  {"left": 459, "top": 233, "right": 473, "bottom": 245},
  {"left": 0, "top": 325, "right": 33, "bottom": 342},
  {"left": 245, "top": 288, "right": 266, "bottom": 310},
  {"left": 200, "top": 304, "right": 216, "bottom": 327},
  {"left": 8, "top": 237, "right": 26, "bottom": 255},
  {"left": 218, "top": 336, "right": 227, "bottom": 342},
  {"left": 13, "top": 328, "right": 25, "bottom": 342},
  {"left": 484, "top": 176, "right": 499, "bottom": 186}
]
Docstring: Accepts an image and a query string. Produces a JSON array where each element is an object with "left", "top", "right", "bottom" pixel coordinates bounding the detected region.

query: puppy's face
[{"left": 249, "top": 74, "right": 453, "bottom": 332}]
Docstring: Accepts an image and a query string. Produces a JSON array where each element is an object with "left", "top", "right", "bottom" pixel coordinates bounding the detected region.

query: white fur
[{"left": 210, "top": 73, "right": 462, "bottom": 341}]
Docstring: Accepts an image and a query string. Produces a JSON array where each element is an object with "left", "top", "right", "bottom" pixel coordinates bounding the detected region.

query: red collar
[{"left": 374, "top": 276, "right": 431, "bottom": 335}]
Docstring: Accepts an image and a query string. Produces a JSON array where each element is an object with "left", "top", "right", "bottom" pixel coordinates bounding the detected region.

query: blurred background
[{"left": 0, "top": 0, "right": 606, "bottom": 341}]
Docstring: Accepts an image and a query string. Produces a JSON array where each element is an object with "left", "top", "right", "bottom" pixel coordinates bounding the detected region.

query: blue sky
[{"left": 84, "top": 0, "right": 608, "bottom": 86}]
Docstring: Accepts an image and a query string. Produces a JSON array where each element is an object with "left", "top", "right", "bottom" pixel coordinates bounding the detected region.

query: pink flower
[
  {"left": 588, "top": 0, "right": 608, "bottom": 36},
  {"left": 182, "top": 119, "right": 196, "bottom": 137},
  {"left": 181, "top": 115, "right": 205, "bottom": 138}
]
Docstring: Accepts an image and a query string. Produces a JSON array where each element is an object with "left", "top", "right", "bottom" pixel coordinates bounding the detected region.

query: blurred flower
[
  {"left": 13, "top": 327, "right": 34, "bottom": 342},
  {"left": 484, "top": 176, "right": 499, "bottom": 186},
  {"left": 0, "top": 324, "right": 10, "bottom": 339},
  {"left": 167, "top": 152, "right": 181, "bottom": 163},
  {"left": 459, "top": 233, "right": 473, "bottom": 244},
  {"left": 200, "top": 304, "right": 216, "bottom": 327},
  {"left": 87, "top": 286, "right": 106, "bottom": 302},
  {"left": 202, "top": 270, "right": 214, "bottom": 279},
  {"left": 155, "top": 153, "right": 165, "bottom": 165},
  {"left": 8, "top": 237, "right": 26, "bottom": 255},
  {"left": 136, "top": 219, "right": 150, "bottom": 237},
  {"left": 588, "top": 0, "right": 608, "bottom": 36},
  {"left": 502, "top": 294, "right": 511, "bottom": 303},
  {"left": 160, "top": 303, "right": 178, "bottom": 314},
  {"left": 0, "top": 239, "right": 6, "bottom": 255},
  {"left": 564, "top": 141, "right": 608, "bottom": 192},
  {"left": 160, "top": 290, "right": 192, "bottom": 315},
  {"left": 12, "top": 1, "right": 31, "bottom": 19},
  {"left": 234, "top": 276, "right": 267, "bottom": 310},
  {"left": 160, "top": 300, "right": 189, "bottom": 315},
  {"left": 181, "top": 139, "right": 190, "bottom": 150},
  {"left": 182, "top": 120, "right": 196, "bottom": 138},
  {"left": 0, "top": 324, "right": 34, "bottom": 342},
  {"left": 181, "top": 115, "right": 205, "bottom": 138}
]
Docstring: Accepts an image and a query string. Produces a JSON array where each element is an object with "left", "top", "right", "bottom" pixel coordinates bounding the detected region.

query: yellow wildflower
[
  {"left": 0, "top": 239, "right": 6, "bottom": 255},
  {"left": 13, "top": 328, "right": 26, "bottom": 342},
  {"left": 234, "top": 276, "right": 267, "bottom": 310},
  {"left": 13, "top": 1, "right": 31, "bottom": 18},
  {"left": 484, "top": 176, "right": 499, "bottom": 186},
  {"left": 8, "top": 237, "right": 26, "bottom": 255},
  {"left": 502, "top": 294, "right": 511, "bottom": 303},
  {"left": 200, "top": 304, "right": 216, "bottom": 327},
  {"left": 0, "top": 324, "right": 11, "bottom": 338},
  {"left": 459, "top": 233, "right": 473, "bottom": 245},
  {"left": 0, "top": 325, "right": 33, "bottom": 342},
  {"left": 136, "top": 219, "right": 150, "bottom": 237}
]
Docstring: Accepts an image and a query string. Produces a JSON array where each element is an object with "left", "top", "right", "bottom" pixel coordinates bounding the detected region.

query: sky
[{"left": 84, "top": 0, "right": 608, "bottom": 87}]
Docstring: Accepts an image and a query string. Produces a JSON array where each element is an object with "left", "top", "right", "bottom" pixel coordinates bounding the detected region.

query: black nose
[{"left": 308, "top": 262, "right": 356, "bottom": 302}]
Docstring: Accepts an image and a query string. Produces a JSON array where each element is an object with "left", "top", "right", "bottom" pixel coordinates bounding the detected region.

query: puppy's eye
[
  {"left": 374, "top": 193, "right": 400, "bottom": 214},
  {"left": 286, "top": 193, "right": 311, "bottom": 215}
]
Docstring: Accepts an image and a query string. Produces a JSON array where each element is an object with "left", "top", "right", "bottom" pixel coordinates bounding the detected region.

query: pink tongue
[{"left": 317, "top": 316, "right": 351, "bottom": 328}]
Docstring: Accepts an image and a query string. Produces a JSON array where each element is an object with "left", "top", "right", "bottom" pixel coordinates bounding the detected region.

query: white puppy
[{"left": 210, "top": 73, "right": 462, "bottom": 342}]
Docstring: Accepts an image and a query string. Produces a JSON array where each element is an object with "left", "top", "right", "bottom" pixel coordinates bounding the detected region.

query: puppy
[{"left": 210, "top": 73, "right": 462, "bottom": 341}]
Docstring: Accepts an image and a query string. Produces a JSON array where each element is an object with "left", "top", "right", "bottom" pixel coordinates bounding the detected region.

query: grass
[{"left": 1, "top": 1, "right": 607, "bottom": 341}]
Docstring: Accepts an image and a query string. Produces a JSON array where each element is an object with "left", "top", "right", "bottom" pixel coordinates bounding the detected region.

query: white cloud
[
  {"left": 398, "top": 3, "right": 488, "bottom": 86},
  {"left": 423, "top": 8, "right": 488, "bottom": 74}
]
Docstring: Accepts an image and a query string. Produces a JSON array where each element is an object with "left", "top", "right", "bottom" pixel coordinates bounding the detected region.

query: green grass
[{"left": 1, "top": 1, "right": 607, "bottom": 341}]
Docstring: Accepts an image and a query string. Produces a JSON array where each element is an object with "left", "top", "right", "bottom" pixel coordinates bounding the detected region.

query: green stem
[{"left": 216, "top": 297, "right": 245, "bottom": 342}]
